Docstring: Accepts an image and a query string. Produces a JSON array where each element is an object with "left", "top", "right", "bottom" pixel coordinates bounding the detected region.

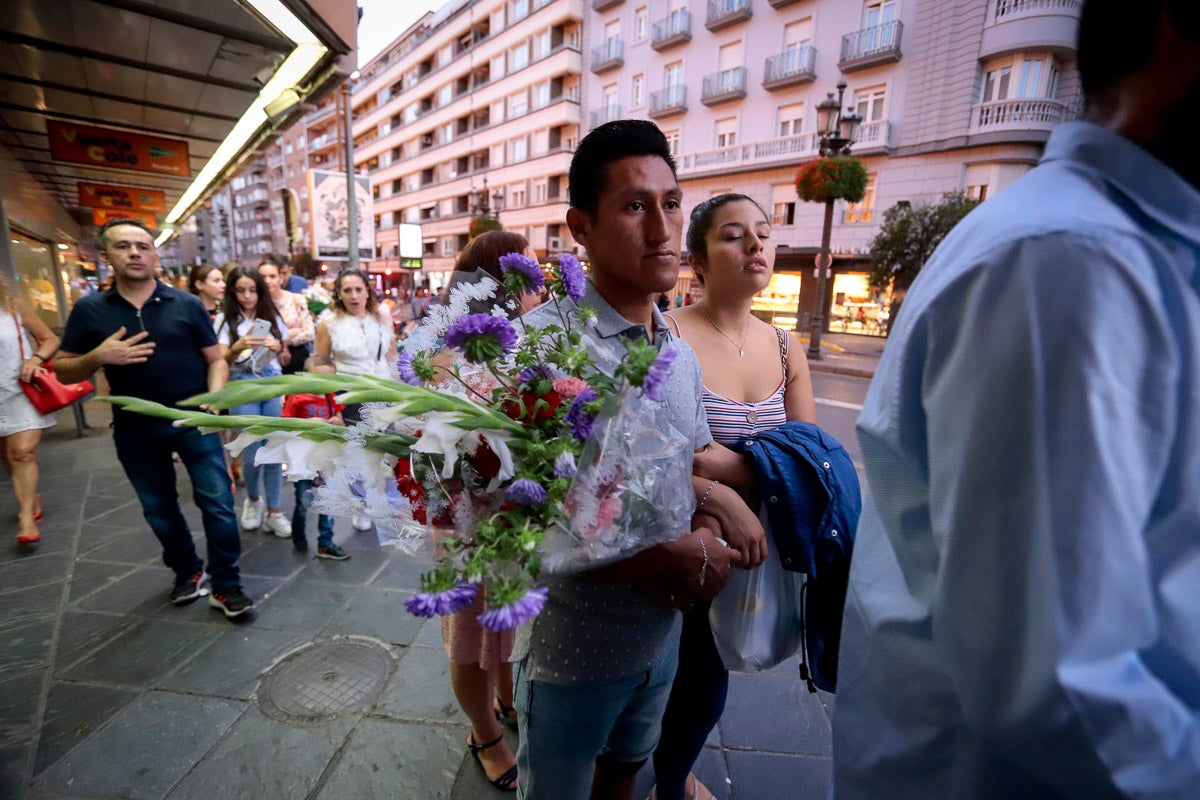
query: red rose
[
  {"left": 473, "top": 436, "right": 502, "bottom": 479},
  {"left": 503, "top": 390, "right": 562, "bottom": 423}
]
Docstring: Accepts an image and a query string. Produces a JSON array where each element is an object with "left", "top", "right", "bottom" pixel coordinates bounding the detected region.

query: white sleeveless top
[{"left": 320, "top": 309, "right": 392, "bottom": 378}]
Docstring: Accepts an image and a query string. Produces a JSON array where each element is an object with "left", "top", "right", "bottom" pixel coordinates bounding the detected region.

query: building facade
[
  {"left": 351, "top": 0, "right": 586, "bottom": 291},
  {"left": 581, "top": 0, "right": 1082, "bottom": 333}
]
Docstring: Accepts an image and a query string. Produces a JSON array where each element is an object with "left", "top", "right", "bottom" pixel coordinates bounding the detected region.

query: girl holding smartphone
[{"left": 214, "top": 266, "right": 292, "bottom": 537}]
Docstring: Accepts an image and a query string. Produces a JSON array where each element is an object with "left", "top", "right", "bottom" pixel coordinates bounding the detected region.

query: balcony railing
[
  {"left": 676, "top": 131, "right": 820, "bottom": 176},
  {"left": 651, "top": 10, "right": 692, "bottom": 51},
  {"left": 993, "top": 0, "right": 1081, "bottom": 21},
  {"left": 701, "top": 67, "right": 748, "bottom": 105},
  {"left": 706, "top": 0, "right": 752, "bottom": 32},
  {"left": 853, "top": 120, "right": 893, "bottom": 152},
  {"left": 266, "top": 153, "right": 284, "bottom": 168},
  {"left": 591, "top": 38, "right": 624, "bottom": 73},
  {"left": 763, "top": 45, "right": 817, "bottom": 90},
  {"left": 971, "top": 98, "right": 1067, "bottom": 132},
  {"left": 839, "top": 20, "right": 903, "bottom": 71},
  {"left": 648, "top": 86, "right": 688, "bottom": 119},
  {"left": 589, "top": 104, "right": 622, "bottom": 129},
  {"left": 593, "top": 0, "right": 623, "bottom": 9},
  {"left": 768, "top": 0, "right": 805, "bottom": 7}
]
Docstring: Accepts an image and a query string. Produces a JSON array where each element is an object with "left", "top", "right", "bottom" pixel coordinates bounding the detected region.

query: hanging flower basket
[
  {"left": 469, "top": 215, "right": 503, "bottom": 239},
  {"left": 794, "top": 156, "right": 868, "bottom": 203}
]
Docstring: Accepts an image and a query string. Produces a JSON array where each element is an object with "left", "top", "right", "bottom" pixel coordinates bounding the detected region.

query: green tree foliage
[
  {"left": 867, "top": 192, "right": 980, "bottom": 327},
  {"left": 868, "top": 192, "right": 980, "bottom": 292}
]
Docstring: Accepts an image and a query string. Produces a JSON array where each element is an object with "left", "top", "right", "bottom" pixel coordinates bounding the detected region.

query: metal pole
[
  {"left": 342, "top": 83, "right": 358, "bottom": 270},
  {"left": 807, "top": 198, "right": 835, "bottom": 359}
]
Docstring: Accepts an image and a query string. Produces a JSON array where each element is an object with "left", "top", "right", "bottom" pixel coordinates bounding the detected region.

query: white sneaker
[
  {"left": 240, "top": 497, "right": 265, "bottom": 530},
  {"left": 351, "top": 513, "right": 373, "bottom": 531},
  {"left": 264, "top": 511, "right": 292, "bottom": 539}
]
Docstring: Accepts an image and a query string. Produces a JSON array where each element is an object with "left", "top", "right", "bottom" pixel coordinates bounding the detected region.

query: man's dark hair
[
  {"left": 568, "top": 119, "right": 676, "bottom": 218},
  {"left": 98, "top": 218, "right": 157, "bottom": 249}
]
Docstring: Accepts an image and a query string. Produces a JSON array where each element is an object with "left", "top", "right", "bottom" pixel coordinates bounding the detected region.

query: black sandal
[
  {"left": 494, "top": 696, "right": 518, "bottom": 728},
  {"left": 467, "top": 732, "right": 518, "bottom": 792}
]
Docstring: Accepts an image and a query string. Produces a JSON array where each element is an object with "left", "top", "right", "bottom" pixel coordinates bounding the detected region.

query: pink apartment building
[
  {"left": 351, "top": 0, "right": 586, "bottom": 293},
  {"left": 583, "top": 0, "right": 1082, "bottom": 334}
]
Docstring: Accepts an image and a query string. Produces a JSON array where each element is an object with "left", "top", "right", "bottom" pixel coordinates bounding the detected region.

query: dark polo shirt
[{"left": 61, "top": 282, "right": 217, "bottom": 426}]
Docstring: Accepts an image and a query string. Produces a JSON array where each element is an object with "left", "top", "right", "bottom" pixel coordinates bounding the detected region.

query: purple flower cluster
[
  {"left": 477, "top": 587, "right": 549, "bottom": 631},
  {"left": 564, "top": 388, "right": 599, "bottom": 441},
  {"left": 444, "top": 313, "right": 518, "bottom": 362},
  {"left": 517, "top": 363, "right": 558, "bottom": 389},
  {"left": 553, "top": 451, "right": 577, "bottom": 479},
  {"left": 397, "top": 351, "right": 422, "bottom": 385},
  {"left": 505, "top": 478, "right": 547, "bottom": 506},
  {"left": 403, "top": 583, "right": 478, "bottom": 618},
  {"left": 642, "top": 348, "right": 677, "bottom": 402},
  {"left": 557, "top": 253, "right": 586, "bottom": 303},
  {"left": 499, "top": 252, "right": 546, "bottom": 294}
]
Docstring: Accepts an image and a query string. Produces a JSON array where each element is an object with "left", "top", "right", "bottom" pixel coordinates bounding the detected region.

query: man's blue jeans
[{"left": 114, "top": 422, "right": 242, "bottom": 590}]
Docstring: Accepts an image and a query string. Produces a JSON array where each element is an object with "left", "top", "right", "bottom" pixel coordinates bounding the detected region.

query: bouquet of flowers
[
  {"left": 303, "top": 282, "right": 332, "bottom": 317},
  {"left": 107, "top": 253, "right": 693, "bottom": 631}
]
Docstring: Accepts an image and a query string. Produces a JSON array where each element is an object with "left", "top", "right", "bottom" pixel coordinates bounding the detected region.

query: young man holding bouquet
[{"left": 513, "top": 120, "right": 760, "bottom": 800}]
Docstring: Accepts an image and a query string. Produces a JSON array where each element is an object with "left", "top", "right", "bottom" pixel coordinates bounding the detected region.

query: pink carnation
[{"left": 553, "top": 377, "right": 591, "bottom": 399}]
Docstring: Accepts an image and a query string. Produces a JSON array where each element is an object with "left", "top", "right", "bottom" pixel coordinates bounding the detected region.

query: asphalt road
[{"left": 811, "top": 371, "right": 870, "bottom": 477}]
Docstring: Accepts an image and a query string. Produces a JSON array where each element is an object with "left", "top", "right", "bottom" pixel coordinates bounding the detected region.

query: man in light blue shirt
[{"left": 832, "top": 2, "right": 1200, "bottom": 797}]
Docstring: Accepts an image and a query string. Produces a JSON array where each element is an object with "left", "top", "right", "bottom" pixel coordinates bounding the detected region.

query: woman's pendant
[
  {"left": 738, "top": 348, "right": 744, "bottom": 358},
  {"left": 746, "top": 409, "right": 758, "bottom": 424}
]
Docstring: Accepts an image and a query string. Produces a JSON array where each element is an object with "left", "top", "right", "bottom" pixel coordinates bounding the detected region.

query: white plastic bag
[{"left": 709, "top": 514, "right": 806, "bottom": 672}]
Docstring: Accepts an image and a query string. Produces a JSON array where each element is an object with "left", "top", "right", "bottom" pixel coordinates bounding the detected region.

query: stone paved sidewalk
[{"left": 0, "top": 399, "right": 833, "bottom": 800}]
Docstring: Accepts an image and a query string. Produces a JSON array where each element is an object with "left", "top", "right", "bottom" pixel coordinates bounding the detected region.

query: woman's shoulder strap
[
  {"left": 663, "top": 312, "right": 682, "bottom": 337},
  {"left": 774, "top": 325, "right": 789, "bottom": 378}
]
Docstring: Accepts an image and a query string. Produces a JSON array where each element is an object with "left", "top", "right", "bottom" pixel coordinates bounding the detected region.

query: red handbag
[{"left": 14, "top": 315, "right": 94, "bottom": 414}]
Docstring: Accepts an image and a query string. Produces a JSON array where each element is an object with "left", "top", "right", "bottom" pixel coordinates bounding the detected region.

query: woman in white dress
[
  {"left": 0, "top": 276, "right": 60, "bottom": 544},
  {"left": 309, "top": 269, "right": 396, "bottom": 531}
]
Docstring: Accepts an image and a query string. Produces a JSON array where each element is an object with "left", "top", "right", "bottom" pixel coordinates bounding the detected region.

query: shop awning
[{"left": 0, "top": 0, "right": 354, "bottom": 245}]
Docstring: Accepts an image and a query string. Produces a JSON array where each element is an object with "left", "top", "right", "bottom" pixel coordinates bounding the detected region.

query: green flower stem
[{"left": 103, "top": 396, "right": 414, "bottom": 456}]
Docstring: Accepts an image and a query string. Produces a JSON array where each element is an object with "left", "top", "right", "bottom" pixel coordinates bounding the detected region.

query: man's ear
[{"left": 566, "top": 207, "right": 590, "bottom": 249}]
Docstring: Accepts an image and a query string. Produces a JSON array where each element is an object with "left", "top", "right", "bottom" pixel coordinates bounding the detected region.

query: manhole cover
[{"left": 258, "top": 639, "right": 395, "bottom": 723}]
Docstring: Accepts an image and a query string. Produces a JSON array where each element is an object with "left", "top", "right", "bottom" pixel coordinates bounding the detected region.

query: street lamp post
[
  {"left": 473, "top": 176, "right": 505, "bottom": 219},
  {"left": 342, "top": 73, "right": 360, "bottom": 269},
  {"left": 807, "top": 79, "right": 861, "bottom": 360}
]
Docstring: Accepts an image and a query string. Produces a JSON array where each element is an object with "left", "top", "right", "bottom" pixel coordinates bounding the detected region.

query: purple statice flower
[
  {"left": 517, "top": 363, "right": 559, "bottom": 389},
  {"left": 564, "top": 388, "right": 599, "bottom": 441},
  {"left": 505, "top": 478, "right": 548, "bottom": 506},
  {"left": 642, "top": 347, "right": 677, "bottom": 401},
  {"left": 403, "top": 583, "right": 478, "bottom": 618},
  {"left": 557, "top": 253, "right": 586, "bottom": 303},
  {"left": 397, "top": 351, "right": 422, "bottom": 385},
  {"left": 553, "top": 451, "right": 577, "bottom": 479},
  {"left": 499, "top": 252, "right": 546, "bottom": 294},
  {"left": 478, "top": 586, "right": 548, "bottom": 631},
  {"left": 444, "top": 313, "right": 518, "bottom": 362}
]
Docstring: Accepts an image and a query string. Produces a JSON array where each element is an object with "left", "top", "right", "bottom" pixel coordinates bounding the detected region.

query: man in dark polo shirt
[{"left": 55, "top": 219, "right": 252, "bottom": 618}]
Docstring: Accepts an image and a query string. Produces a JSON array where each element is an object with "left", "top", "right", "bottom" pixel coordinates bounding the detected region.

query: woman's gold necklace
[{"left": 702, "top": 309, "right": 749, "bottom": 358}]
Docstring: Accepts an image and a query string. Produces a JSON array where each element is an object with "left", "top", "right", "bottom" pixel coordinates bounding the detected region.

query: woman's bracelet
[
  {"left": 697, "top": 538, "right": 709, "bottom": 587},
  {"left": 697, "top": 478, "right": 720, "bottom": 510}
]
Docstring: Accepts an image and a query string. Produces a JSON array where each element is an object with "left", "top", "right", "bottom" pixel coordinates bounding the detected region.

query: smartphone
[{"left": 249, "top": 318, "right": 273, "bottom": 339}]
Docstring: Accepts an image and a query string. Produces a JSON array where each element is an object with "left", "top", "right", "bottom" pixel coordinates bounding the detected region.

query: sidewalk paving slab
[{"left": 0, "top": 396, "right": 836, "bottom": 799}]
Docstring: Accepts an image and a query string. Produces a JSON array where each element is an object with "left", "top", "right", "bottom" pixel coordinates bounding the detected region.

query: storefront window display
[
  {"left": 10, "top": 229, "right": 64, "bottom": 329},
  {"left": 830, "top": 272, "right": 890, "bottom": 336},
  {"left": 750, "top": 273, "right": 803, "bottom": 330},
  {"left": 748, "top": 271, "right": 890, "bottom": 337}
]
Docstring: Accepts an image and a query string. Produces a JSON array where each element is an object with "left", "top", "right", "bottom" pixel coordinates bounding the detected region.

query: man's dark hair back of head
[
  {"left": 568, "top": 119, "right": 677, "bottom": 218},
  {"left": 98, "top": 218, "right": 157, "bottom": 249}
]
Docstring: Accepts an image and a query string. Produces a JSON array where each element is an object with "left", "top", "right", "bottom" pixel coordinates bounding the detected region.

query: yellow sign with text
[
  {"left": 77, "top": 182, "right": 166, "bottom": 213},
  {"left": 48, "top": 121, "right": 190, "bottom": 177}
]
